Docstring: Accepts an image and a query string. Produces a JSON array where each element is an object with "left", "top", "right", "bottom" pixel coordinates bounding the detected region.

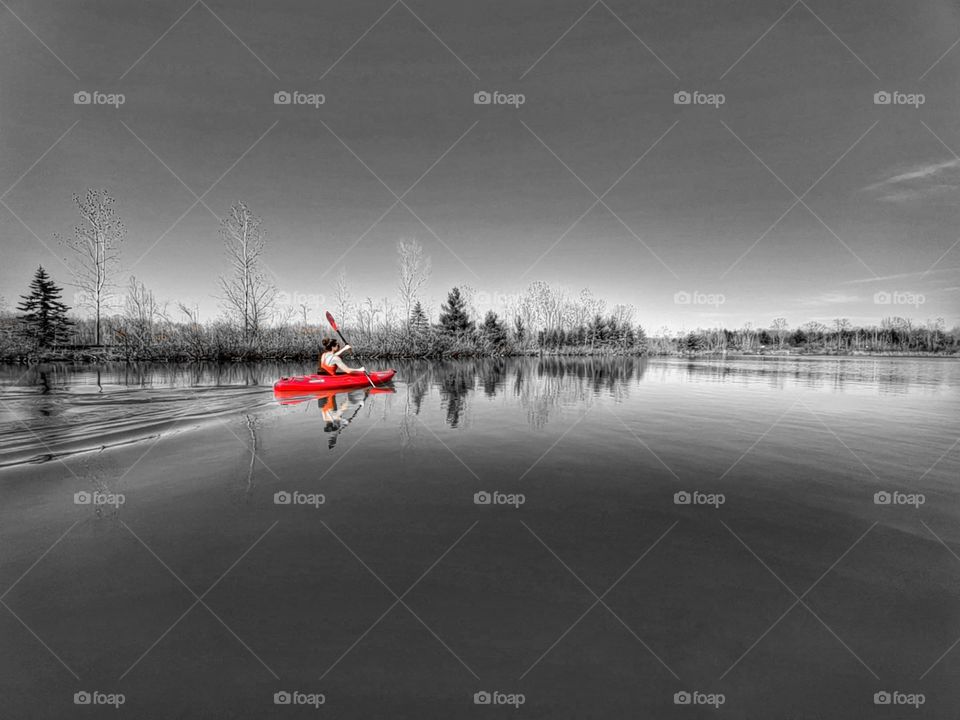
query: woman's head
[{"left": 321, "top": 337, "right": 340, "bottom": 352}]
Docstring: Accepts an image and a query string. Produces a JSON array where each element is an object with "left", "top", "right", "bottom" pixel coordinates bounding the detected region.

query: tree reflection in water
[{"left": 395, "top": 356, "right": 648, "bottom": 430}]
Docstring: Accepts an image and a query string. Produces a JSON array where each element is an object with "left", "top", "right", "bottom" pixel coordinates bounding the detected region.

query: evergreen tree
[
  {"left": 17, "top": 266, "right": 73, "bottom": 348},
  {"left": 682, "top": 332, "right": 705, "bottom": 353},
  {"left": 635, "top": 324, "right": 648, "bottom": 352},
  {"left": 480, "top": 310, "right": 508, "bottom": 351},
  {"left": 513, "top": 315, "right": 525, "bottom": 345},
  {"left": 409, "top": 301, "right": 429, "bottom": 333},
  {"left": 588, "top": 314, "right": 606, "bottom": 346},
  {"left": 437, "top": 287, "right": 474, "bottom": 336}
]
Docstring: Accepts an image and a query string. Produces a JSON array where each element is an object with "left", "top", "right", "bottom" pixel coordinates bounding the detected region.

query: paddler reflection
[
  {"left": 320, "top": 389, "right": 366, "bottom": 449},
  {"left": 274, "top": 385, "right": 395, "bottom": 451}
]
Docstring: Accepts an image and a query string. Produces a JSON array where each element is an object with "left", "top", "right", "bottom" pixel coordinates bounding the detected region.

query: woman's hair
[{"left": 321, "top": 337, "right": 339, "bottom": 352}]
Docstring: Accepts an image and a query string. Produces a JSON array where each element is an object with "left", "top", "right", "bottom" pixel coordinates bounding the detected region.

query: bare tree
[
  {"left": 611, "top": 303, "right": 635, "bottom": 327},
  {"left": 833, "top": 317, "right": 851, "bottom": 350},
  {"left": 396, "top": 238, "right": 431, "bottom": 326},
  {"left": 123, "top": 276, "right": 166, "bottom": 349},
  {"left": 772, "top": 317, "right": 789, "bottom": 349},
  {"left": 60, "top": 188, "right": 125, "bottom": 345},
  {"left": 357, "top": 296, "right": 381, "bottom": 336},
  {"left": 218, "top": 201, "right": 275, "bottom": 343},
  {"left": 379, "top": 295, "right": 399, "bottom": 329},
  {"left": 522, "top": 281, "right": 568, "bottom": 332},
  {"left": 572, "top": 288, "right": 604, "bottom": 328},
  {"left": 177, "top": 302, "right": 206, "bottom": 358},
  {"left": 274, "top": 303, "right": 297, "bottom": 330},
  {"left": 334, "top": 267, "right": 352, "bottom": 325},
  {"left": 459, "top": 285, "right": 479, "bottom": 324}
]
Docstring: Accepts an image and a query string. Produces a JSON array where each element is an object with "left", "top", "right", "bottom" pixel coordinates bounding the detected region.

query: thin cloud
[
  {"left": 865, "top": 158, "right": 960, "bottom": 201},
  {"left": 842, "top": 267, "right": 959, "bottom": 285}
]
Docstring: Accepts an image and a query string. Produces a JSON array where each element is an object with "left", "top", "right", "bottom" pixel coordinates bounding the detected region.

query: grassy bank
[
  {"left": 3, "top": 313, "right": 958, "bottom": 364},
  {"left": 2, "top": 343, "right": 957, "bottom": 365}
]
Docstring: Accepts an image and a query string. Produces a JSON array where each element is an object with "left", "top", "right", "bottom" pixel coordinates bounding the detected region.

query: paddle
[{"left": 325, "top": 311, "right": 376, "bottom": 388}]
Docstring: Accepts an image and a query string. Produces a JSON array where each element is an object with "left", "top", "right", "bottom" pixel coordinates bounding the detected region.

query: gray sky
[{"left": 2, "top": 0, "right": 959, "bottom": 329}]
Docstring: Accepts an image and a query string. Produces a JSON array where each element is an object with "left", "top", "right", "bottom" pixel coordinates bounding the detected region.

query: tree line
[{"left": 2, "top": 189, "right": 957, "bottom": 361}]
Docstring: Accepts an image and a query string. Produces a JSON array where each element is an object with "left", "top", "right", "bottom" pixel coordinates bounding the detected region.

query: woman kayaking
[{"left": 318, "top": 337, "right": 367, "bottom": 376}]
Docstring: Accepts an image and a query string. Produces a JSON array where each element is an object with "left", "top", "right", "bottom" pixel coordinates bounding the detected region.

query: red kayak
[{"left": 274, "top": 369, "right": 396, "bottom": 392}]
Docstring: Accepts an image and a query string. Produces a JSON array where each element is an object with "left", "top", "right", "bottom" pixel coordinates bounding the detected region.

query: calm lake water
[{"left": 1, "top": 357, "right": 958, "bottom": 718}]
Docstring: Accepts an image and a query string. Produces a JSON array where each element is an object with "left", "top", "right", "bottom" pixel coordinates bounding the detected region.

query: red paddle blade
[{"left": 325, "top": 311, "right": 339, "bottom": 332}]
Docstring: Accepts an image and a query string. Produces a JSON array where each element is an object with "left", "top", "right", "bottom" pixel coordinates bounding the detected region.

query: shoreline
[{"left": 1, "top": 349, "right": 958, "bottom": 365}]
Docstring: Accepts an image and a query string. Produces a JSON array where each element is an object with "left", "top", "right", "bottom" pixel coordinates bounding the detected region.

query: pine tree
[
  {"left": 480, "top": 310, "right": 508, "bottom": 351},
  {"left": 409, "top": 301, "right": 429, "bottom": 333},
  {"left": 513, "top": 315, "right": 525, "bottom": 345},
  {"left": 588, "top": 313, "right": 606, "bottom": 347},
  {"left": 683, "top": 332, "right": 705, "bottom": 353},
  {"left": 438, "top": 287, "right": 474, "bottom": 337},
  {"left": 17, "top": 266, "right": 73, "bottom": 348},
  {"left": 635, "top": 324, "right": 648, "bottom": 352}
]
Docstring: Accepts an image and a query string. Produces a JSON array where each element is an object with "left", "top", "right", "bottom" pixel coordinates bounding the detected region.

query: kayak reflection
[{"left": 274, "top": 386, "right": 396, "bottom": 450}]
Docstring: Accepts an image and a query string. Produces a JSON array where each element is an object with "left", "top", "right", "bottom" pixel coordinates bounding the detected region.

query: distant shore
[{"left": 1, "top": 347, "right": 957, "bottom": 365}]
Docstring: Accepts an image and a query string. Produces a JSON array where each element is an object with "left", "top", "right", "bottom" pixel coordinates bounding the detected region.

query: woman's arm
[
  {"left": 333, "top": 345, "right": 365, "bottom": 373},
  {"left": 329, "top": 354, "right": 366, "bottom": 374}
]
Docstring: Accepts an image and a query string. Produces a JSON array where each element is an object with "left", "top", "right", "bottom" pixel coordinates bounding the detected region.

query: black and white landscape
[{"left": 1, "top": 1, "right": 958, "bottom": 718}]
